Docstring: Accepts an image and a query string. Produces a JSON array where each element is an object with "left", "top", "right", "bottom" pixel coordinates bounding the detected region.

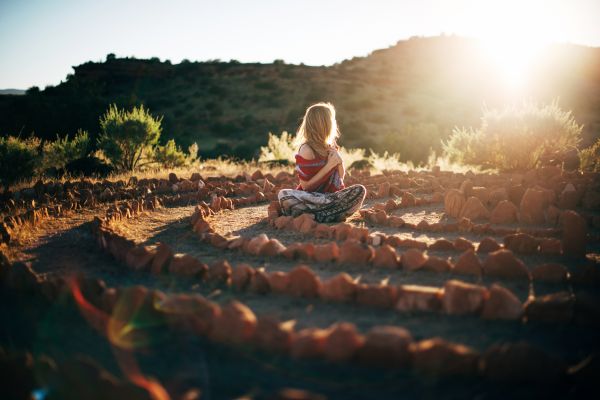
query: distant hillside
[
  {"left": 0, "top": 89, "right": 25, "bottom": 95},
  {"left": 1, "top": 35, "right": 599, "bottom": 162}
]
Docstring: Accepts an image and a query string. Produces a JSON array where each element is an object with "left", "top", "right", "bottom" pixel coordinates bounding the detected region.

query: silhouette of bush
[
  {"left": 443, "top": 101, "right": 582, "bottom": 171},
  {"left": 97, "top": 104, "right": 162, "bottom": 171},
  {"left": 580, "top": 138, "right": 600, "bottom": 172},
  {"left": 0, "top": 136, "right": 41, "bottom": 188},
  {"left": 64, "top": 156, "right": 113, "bottom": 177},
  {"left": 42, "top": 129, "right": 90, "bottom": 171}
]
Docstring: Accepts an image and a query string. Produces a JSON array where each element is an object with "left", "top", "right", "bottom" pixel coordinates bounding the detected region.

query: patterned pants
[{"left": 277, "top": 184, "right": 366, "bottom": 223}]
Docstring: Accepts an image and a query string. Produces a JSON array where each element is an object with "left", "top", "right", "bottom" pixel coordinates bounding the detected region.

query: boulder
[
  {"left": 319, "top": 273, "right": 357, "bottom": 303},
  {"left": 503, "top": 233, "right": 539, "bottom": 254},
  {"left": 483, "top": 250, "right": 530, "bottom": 280},
  {"left": 286, "top": 265, "right": 321, "bottom": 298},
  {"left": 460, "top": 196, "right": 490, "bottom": 221},
  {"left": 452, "top": 249, "right": 482, "bottom": 276},
  {"left": 429, "top": 239, "right": 455, "bottom": 252},
  {"left": 453, "top": 237, "right": 475, "bottom": 252},
  {"left": 401, "top": 249, "right": 428, "bottom": 271},
  {"left": 524, "top": 291, "right": 574, "bottom": 323},
  {"left": 125, "top": 245, "right": 156, "bottom": 271},
  {"left": 207, "top": 260, "right": 232, "bottom": 285},
  {"left": 231, "top": 263, "right": 255, "bottom": 291},
  {"left": 246, "top": 234, "right": 270, "bottom": 256},
  {"left": 357, "top": 326, "right": 413, "bottom": 368},
  {"left": 314, "top": 224, "right": 333, "bottom": 239},
  {"left": 538, "top": 238, "right": 562, "bottom": 255},
  {"left": 411, "top": 338, "right": 479, "bottom": 376},
  {"left": 356, "top": 284, "right": 397, "bottom": 308},
  {"left": 338, "top": 239, "right": 375, "bottom": 265},
  {"left": 281, "top": 242, "right": 314, "bottom": 260},
  {"left": 168, "top": 254, "right": 208, "bottom": 279},
  {"left": 377, "top": 182, "right": 391, "bottom": 198},
  {"left": 258, "top": 239, "right": 286, "bottom": 257},
  {"left": 481, "top": 284, "right": 523, "bottom": 320},
  {"left": 421, "top": 256, "right": 452, "bottom": 273},
  {"left": 291, "top": 328, "right": 328, "bottom": 359},
  {"left": 401, "top": 192, "right": 417, "bottom": 207},
  {"left": 332, "top": 222, "right": 353, "bottom": 241},
  {"left": 210, "top": 301, "right": 257, "bottom": 344},
  {"left": 253, "top": 316, "right": 294, "bottom": 353},
  {"left": 313, "top": 242, "right": 339, "bottom": 263},
  {"left": 444, "top": 189, "right": 466, "bottom": 218},
  {"left": 372, "top": 244, "right": 400, "bottom": 268},
  {"left": 151, "top": 242, "right": 174, "bottom": 274},
  {"left": 248, "top": 270, "right": 271, "bottom": 294},
  {"left": 395, "top": 285, "right": 443, "bottom": 312},
  {"left": 268, "top": 271, "right": 290, "bottom": 293},
  {"left": 324, "top": 323, "right": 364, "bottom": 363},
  {"left": 490, "top": 200, "right": 518, "bottom": 224},
  {"left": 531, "top": 263, "right": 569, "bottom": 283},
  {"left": 519, "top": 187, "right": 552, "bottom": 224},
  {"left": 562, "top": 210, "right": 587, "bottom": 258},
  {"left": 477, "top": 237, "right": 501, "bottom": 253},
  {"left": 558, "top": 183, "right": 580, "bottom": 209},
  {"left": 442, "top": 280, "right": 488, "bottom": 315}
]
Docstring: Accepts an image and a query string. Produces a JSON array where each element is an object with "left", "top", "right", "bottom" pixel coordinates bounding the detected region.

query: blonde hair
[{"left": 296, "top": 102, "right": 339, "bottom": 158}]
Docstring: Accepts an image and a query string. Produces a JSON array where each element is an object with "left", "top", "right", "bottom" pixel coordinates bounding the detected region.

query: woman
[{"left": 277, "top": 102, "right": 366, "bottom": 223}]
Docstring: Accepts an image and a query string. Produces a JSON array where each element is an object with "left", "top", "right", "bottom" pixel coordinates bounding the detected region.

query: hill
[
  {"left": 0, "top": 35, "right": 599, "bottom": 162},
  {"left": 0, "top": 89, "right": 25, "bottom": 95}
]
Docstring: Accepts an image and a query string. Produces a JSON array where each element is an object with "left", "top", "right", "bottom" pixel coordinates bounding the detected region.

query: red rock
[
  {"left": 429, "top": 239, "right": 455, "bottom": 252},
  {"left": 422, "top": 256, "right": 452, "bottom": 272},
  {"left": 357, "top": 326, "right": 413, "bottom": 367},
  {"left": 416, "top": 220, "right": 430, "bottom": 230},
  {"left": 211, "top": 301, "right": 257, "bottom": 344},
  {"left": 401, "top": 248, "right": 428, "bottom": 270},
  {"left": 168, "top": 254, "right": 208, "bottom": 279},
  {"left": 249, "top": 270, "right": 271, "bottom": 294},
  {"left": 292, "top": 213, "right": 315, "bottom": 231},
  {"left": 281, "top": 242, "right": 314, "bottom": 260},
  {"left": 268, "top": 271, "right": 290, "bottom": 293},
  {"left": 531, "top": 263, "right": 569, "bottom": 283},
  {"left": 356, "top": 284, "right": 397, "bottom": 308},
  {"left": 338, "top": 239, "right": 375, "bottom": 264},
  {"left": 209, "top": 233, "right": 230, "bottom": 249},
  {"left": 519, "top": 187, "right": 551, "bottom": 224},
  {"left": 411, "top": 338, "right": 479, "bottom": 376},
  {"left": 251, "top": 170, "right": 263, "bottom": 181},
  {"left": 442, "top": 280, "right": 488, "bottom": 315},
  {"left": 274, "top": 216, "right": 294, "bottom": 230},
  {"left": 324, "top": 323, "right": 364, "bottom": 362},
  {"left": 477, "top": 237, "right": 501, "bottom": 253},
  {"left": 314, "top": 224, "right": 333, "bottom": 239},
  {"left": 207, "top": 260, "right": 232, "bottom": 285},
  {"left": 488, "top": 187, "right": 509, "bottom": 208},
  {"left": 524, "top": 291, "right": 574, "bottom": 323},
  {"left": 385, "top": 198, "right": 398, "bottom": 211},
  {"left": 246, "top": 234, "right": 270, "bottom": 255},
  {"left": 459, "top": 179, "right": 474, "bottom": 197},
  {"left": 377, "top": 182, "right": 391, "bottom": 198},
  {"left": 151, "top": 242, "right": 173, "bottom": 274},
  {"left": 460, "top": 196, "right": 490, "bottom": 221},
  {"left": 397, "top": 238, "right": 427, "bottom": 250},
  {"left": 286, "top": 265, "right": 321, "bottom": 298},
  {"left": 156, "top": 293, "right": 219, "bottom": 335},
  {"left": 332, "top": 222, "right": 353, "bottom": 241},
  {"left": 258, "top": 239, "right": 286, "bottom": 257},
  {"left": 481, "top": 284, "right": 523, "bottom": 320},
  {"left": 299, "top": 217, "right": 317, "bottom": 234},
  {"left": 452, "top": 249, "right": 482, "bottom": 276},
  {"left": 313, "top": 242, "right": 339, "bottom": 263},
  {"left": 372, "top": 244, "right": 399, "bottom": 268},
  {"left": 401, "top": 192, "right": 417, "bottom": 207},
  {"left": 319, "top": 273, "right": 357, "bottom": 303},
  {"left": 227, "top": 236, "right": 247, "bottom": 251},
  {"left": 453, "top": 237, "right": 474, "bottom": 252},
  {"left": 348, "top": 226, "right": 369, "bottom": 242},
  {"left": 503, "top": 233, "right": 539, "bottom": 254},
  {"left": 480, "top": 342, "right": 566, "bottom": 382},
  {"left": 490, "top": 200, "right": 518, "bottom": 224},
  {"left": 546, "top": 205, "right": 561, "bottom": 225},
  {"left": 444, "top": 189, "right": 466, "bottom": 218},
  {"left": 562, "top": 210, "right": 587, "bottom": 258},
  {"left": 373, "top": 209, "right": 388, "bottom": 224},
  {"left": 558, "top": 183, "right": 580, "bottom": 209},
  {"left": 396, "top": 285, "right": 443, "bottom": 312},
  {"left": 539, "top": 238, "right": 562, "bottom": 255},
  {"left": 253, "top": 317, "right": 295, "bottom": 353},
  {"left": 231, "top": 263, "right": 255, "bottom": 291},
  {"left": 291, "top": 328, "right": 328, "bottom": 359},
  {"left": 125, "top": 245, "right": 156, "bottom": 271},
  {"left": 483, "top": 249, "right": 530, "bottom": 280},
  {"left": 387, "top": 216, "right": 405, "bottom": 227}
]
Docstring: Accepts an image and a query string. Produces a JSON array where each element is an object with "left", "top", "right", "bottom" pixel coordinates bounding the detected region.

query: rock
[
  {"left": 460, "top": 196, "right": 490, "bottom": 221},
  {"left": 286, "top": 265, "right": 320, "bottom": 298},
  {"left": 483, "top": 249, "right": 530, "bottom": 280},
  {"left": 401, "top": 248, "right": 428, "bottom": 271},
  {"left": 488, "top": 187, "right": 509, "bottom": 208},
  {"left": 157, "top": 293, "right": 219, "bottom": 335},
  {"left": 291, "top": 328, "right": 328, "bottom": 359},
  {"left": 558, "top": 183, "right": 580, "bottom": 209},
  {"left": 324, "top": 323, "right": 364, "bottom": 363},
  {"left": 332, "top": 222, "right": 353, "bottom": 241},
  {"left": 429, "top": 239, "right": 455, "bottom": 252},
  {"left": 313, "top": 242, "right": 339, "bottom": 263},
  {"left": 348, "top": 226, "right": 369, "bottom": 242},
  {"left": 442, "top": 280, "right": 488, "bottom": 315},
  {"left": 422, "top": 255, "right": 452, "bottom": 272},
  {"left": 356, "top": 284, "right": 397, "bottom": 308},
  {"left": 377, "top": 182, "right": 391, "bottom": 198},
  {"left": 210, "top": 301, "right": 257, "bottom": 344},
  {"left": 480, "top": 342, "right": 566, "bottom": 382},
  {"left": 477, "top": 237, "right": 501, "bottom": 253},
  {"left": 338, "top": 239, "right": 375, "bottom": 265},
  {"left": 258, "top": 239, "right": 286, "bottom": 257},
  {"left": 444, "top": 189, "right": 466, "bottom": 218},
  {"left": 395, "top": 285, "right": 443, "bottom": 312},
  {"left": 490, "top": 200, "right": 518, "bottom": 224},
  {"left": 207, "top": 260, "right": 232, "bottom": 285},
  {"left": 168, "top": 172, "right": 178, "bottom": 184},
  {"left": 453, "top": 237, "right": 474, "bottom": 252},
  {"left": 232, "top": 263, "right": 255, "bottom": 291},
  {"left": 246, "top": 234, "right": 270, "bottom": 256},
  {"left": 357, "top": 326, "right": 413, "bottom": 368},
  {"left": 531, "top": 263, "right": 569, "bottom": 283},
  {"left": 168, "top": 254, "right": 208, "bottom": 279},
  {"left": 268, "top": 271, "right": 290, "bottom": 293},
  {"left": 519, "top": 187, "right": 551, "bottom": 224},
  {"left": 401, "top": 192, "right": 417, "bottom": 207},
  {"left": 372, "top": 244, "right": 399, "bottom": 268},
  {"left": 125, "top": 245, "right": 156, "bottom": 271},
  {"left": 546, "top": 205, "right": 561, "bottom": 225},
  {"left": 319, "top": 273, "right": 357, "bottom": 304},
  {"left": 452, "top": 249, "right": 482, "bottom": 276},
  {"left": 151, "top": 242, "right": 174, "bottom": 275},
  {"left": 524, "top": 291, "right": 574, "bottom": 323},
  {"left": 274, "top": 216, "right": 294, "bottom": 230},
  {"left": 562, "top": 210, "right": 587, "bottom": 257},
  {"left": 314, "top": 224, "right": 333, "bottom": 239},
  {"left": 504, "top": 233, "right": 539, "bottom": 254},
  {"left": 281, "top": 242, "right": 314, "bottom": 260},
  {"left": 249, "top": 269, "right": 271, "bottom": 294},
  {"left": 538, "top": 238, "right": 562, "bottom": 255},
  {"left": 253, "top": 316, "right": 294, "bottom": 353},
  {"left": 481, "top": 284, "right": 523, "bottom": 320},
  {"left": 411, "top": 338, "right": 479, "bottom": 376}
]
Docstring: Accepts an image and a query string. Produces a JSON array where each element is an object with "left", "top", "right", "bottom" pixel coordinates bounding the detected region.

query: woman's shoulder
[{"left": 297, "top": 143, "right": 316, "bottom": 160}]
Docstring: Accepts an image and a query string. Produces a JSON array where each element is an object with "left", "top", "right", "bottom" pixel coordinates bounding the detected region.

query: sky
[{"left": 1, "top": 0, "right": 599, "bottom": 89}]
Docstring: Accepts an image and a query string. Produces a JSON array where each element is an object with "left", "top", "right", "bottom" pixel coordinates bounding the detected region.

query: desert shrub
[
  {"left": 580, "top": 138, "right": 600, "bottom": 172},
  {"left": 97, "top": 104, "right": 162, "bottom": 171},
  {"left": 443, "top": 101, "right": 583, "bottom": 171},
  {"left": 338, "top": 147, "right": 366, "bottom": 167},
  {"left": 367, "top": 150, "right": 403, "bottom": 172},
  {"left": 153, "top": 140, "right": 199, "bottom": 168},
  {"left": 259, "top": 131, "right": 298, "bottom": 162},
  {"left": 42, "top": 129, "right": 90, "bottom": 171},
  {"left": 0, "top": 136, "right": 41, "bottom": 188}
]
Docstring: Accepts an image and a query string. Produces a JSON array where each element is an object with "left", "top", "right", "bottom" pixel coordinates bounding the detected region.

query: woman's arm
[{"left": 299, "top": 151, "right": 342, "bottom": 191}]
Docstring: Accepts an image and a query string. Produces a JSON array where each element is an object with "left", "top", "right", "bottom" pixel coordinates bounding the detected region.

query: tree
[
  {"left": 97, "top": 104, "right": 162, "bottom": 171},
  {"left": 0, "top": 136, "right": 40, "bottom": 189}
]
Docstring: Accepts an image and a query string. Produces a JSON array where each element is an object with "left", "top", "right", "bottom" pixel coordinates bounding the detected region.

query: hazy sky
[{"left": 1, "top": 0, "right": 599, "bottom": 89}]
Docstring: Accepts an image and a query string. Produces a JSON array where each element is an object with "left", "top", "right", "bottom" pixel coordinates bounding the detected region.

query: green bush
[
  {"left": 153, "top": 139, "right": 199, "bottom": 168},
  {"left": 97, "top": 104, "right": 162, "bottom": 171},
  {"left": 42, "top": 129, "right": 90, "bottom": 171},
  {"left": 0, "top": 136, "right": 41, "bottom": 188},
  {"left": 580, "top": 138, "right": 600, "bottom": 172},
  {"left": 259, "top": 131, "right": 298, "bottom": 162},
  {"left": 443, "top": 101, "right": 583, "bottom": 171}
]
